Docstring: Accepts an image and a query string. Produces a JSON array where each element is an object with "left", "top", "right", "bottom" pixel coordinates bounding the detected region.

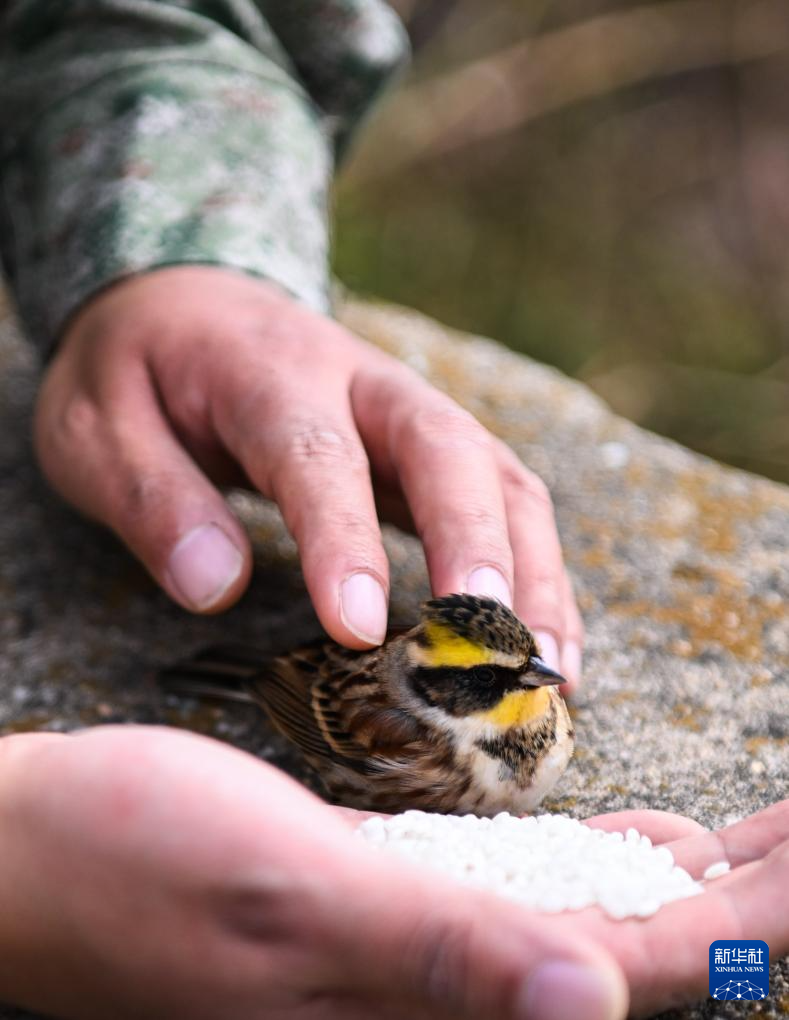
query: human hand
[
  {"left": 35, "top": 268, "right": 582, "bottom": 688},
  {"left": 338, "top": 801, "right": 789, "bottom": 1017},
  {"left": 2, "top": 727, "right": 784, "bottom": 1019},
  {"left": 572, "top": 802, "right": 789, "bottom": 1015},
  {"left": 0, "top": 725, "right": 626, "bottom": 1020}
]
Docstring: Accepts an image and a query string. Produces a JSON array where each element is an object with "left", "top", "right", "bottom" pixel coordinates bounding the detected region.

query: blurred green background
[{"left": 333, "top": 0, "right": 789, "bottom": 483}]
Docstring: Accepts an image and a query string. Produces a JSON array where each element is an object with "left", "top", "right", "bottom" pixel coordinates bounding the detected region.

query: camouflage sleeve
[{"left": 0, "top": 0, "right": 408, "bottom": 351}]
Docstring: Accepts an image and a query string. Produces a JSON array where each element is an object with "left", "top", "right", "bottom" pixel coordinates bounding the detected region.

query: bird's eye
[{"left": 472, "top": 666, "right": 496, "bottom": 686}]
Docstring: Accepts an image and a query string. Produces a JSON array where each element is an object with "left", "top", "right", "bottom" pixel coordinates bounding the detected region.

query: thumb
[
  {"left": 324, "top": 854, "right": 629, "bottom": 1020},
  {"left": 35, "top": 365, "right": 252, "bottom": 613}
]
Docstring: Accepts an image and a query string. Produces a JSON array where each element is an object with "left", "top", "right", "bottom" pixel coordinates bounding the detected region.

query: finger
[
  {"left": 215, "top": 374, "right": 390, "bottom": 648},
  {"left": 353, "top": 369, "right": 515, "bottom": 608},
  {"left": 495, "top": 442, "right": 566, "bottom": 667},
  {"left": 716, "top": 799, "right": 789, "bottom": 864},
  {"left": 323, "top": 859, "right": 628, "bottom": 1020},
  {"left": 568, "top": 840, "right": 789, "bottom": 1017},
  {"left": 560, "top": 571, "right": 584, "bottom": 695},
  {"left": 661, "top": 798, "right": 789, "bottom": 879},
  {"left": 34, "top": 364, "right": 251, "bottom": 614},
  {"left": 583, "top": 811, "right": 707, "bottom": 845},
  {"left": 700, "top": 843, "right": 789, "bottom": 948}
]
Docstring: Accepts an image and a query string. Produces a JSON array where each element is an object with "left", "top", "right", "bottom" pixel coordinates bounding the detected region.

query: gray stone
[{"left": 0, "top": 289, "right": 787, "bottom": 1018}]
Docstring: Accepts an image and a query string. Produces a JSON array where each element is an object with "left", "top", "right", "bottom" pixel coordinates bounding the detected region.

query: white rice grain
[{"left": 355, "top": 811, "right": 704, "bottom": 921}]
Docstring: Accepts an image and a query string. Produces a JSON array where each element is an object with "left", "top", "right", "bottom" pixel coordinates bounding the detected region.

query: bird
[{"left": 158, "top": 593, "right": 574, "bottom": 816}]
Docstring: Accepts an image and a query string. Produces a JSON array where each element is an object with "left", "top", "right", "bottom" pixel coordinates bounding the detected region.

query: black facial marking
[{"left": 410, "top": 663, "right": 525, "bottom": 716}]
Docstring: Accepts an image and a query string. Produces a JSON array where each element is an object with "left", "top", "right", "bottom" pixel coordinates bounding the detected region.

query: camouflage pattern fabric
[{"left": 0, "top": 1, "right": 409, "bottom": 350}]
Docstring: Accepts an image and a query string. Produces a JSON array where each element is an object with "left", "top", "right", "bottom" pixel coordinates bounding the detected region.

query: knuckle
[
  {"left": 405, "top": 406, "right": 491, "bottom": 454},
  {"left": 44, "top": 394, "right": 100, "bottom": 455},
  {"left": 318, "top": 509, "right": 381, "bottom": 553},
  {"left": 403, "top": 915, "right": 518, "bottom": 1017},
  {"left": 403, "top": 916, "right": 477, "bottom": 1011},
  {"left": 120, "top": 469, "right": 190, "bottom": 526},
  {"left": 295, "top": 509, "right": 383, "bottom": 566},
  {"left": 276, "top": 423, "right": 368, "bottom": 475},
  {"left": 424, "top": 504, "right": 507, "bottom": 551},
  {"left": 524, "top": 571, "right": 564, "bottom": 614},
  {"left": 331, "top": 508, "right": 379, "bottom": 539},
  {"left": 60, "top": 394, "right": 100, "bottom": 443},
  {"left": 774, "top": 841, "right": 789, "bottom": 873},
  {"left": 564, "top": 578, "right": 585, "bottom": 638},
  {"left": 34, "top": 391, "right": 102, "bottom": 488},
  {"left": 568, "top": 612, "right": 585, "bottom": 643},
  {"left": 506, "top": 466, "right": 553, "bottom": 511}
]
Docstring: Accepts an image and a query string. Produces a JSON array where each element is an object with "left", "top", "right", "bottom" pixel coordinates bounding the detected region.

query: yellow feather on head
[{"left": 420, "top": 620, "right": 495, "bottom": 668}]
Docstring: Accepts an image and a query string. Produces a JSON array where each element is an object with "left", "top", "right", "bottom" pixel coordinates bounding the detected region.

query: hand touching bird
[{"left": 159, "top": 594, "right": 574, "bottom": 815}]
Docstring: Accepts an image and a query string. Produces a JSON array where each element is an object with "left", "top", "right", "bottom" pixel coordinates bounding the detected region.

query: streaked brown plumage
[{"left": 159, "top": 594, "right": 574, "bottom": 815}]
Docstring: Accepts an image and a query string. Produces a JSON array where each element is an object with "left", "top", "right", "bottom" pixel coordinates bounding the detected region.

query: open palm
[{"left": 0, "top": 725, "right": 785, "bottom": 1019}]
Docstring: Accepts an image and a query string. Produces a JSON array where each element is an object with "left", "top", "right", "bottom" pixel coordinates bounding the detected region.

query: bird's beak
[{"left": 524, "top": 655, "right": 567, "bottom": 686}]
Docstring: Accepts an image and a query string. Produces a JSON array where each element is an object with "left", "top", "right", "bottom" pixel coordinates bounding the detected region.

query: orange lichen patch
[
  {"left": 671, "top": 562, "right": 716, "bottom": 584},
  {"left": 581, "top": 547, "right": 612, "bottom": 569},
  {"left": 542, "top": 795, "right": 578, "bottom": 812},
  {"left": 624, "top": 460, "right": 649, "bottom": 488},
  {"left": 667, "top": 702, "right": 711, "bottom": 732},
  {"left": 609, "top": 570, "right": 783, "bottom": 660},
  {"left": 578, "top": 465, "right": 785, "bottom": 573},
  {"left": 573, "top": 515, "right": 618, "bottom": 545},
  {"left": 668, "top": 638, "right": 694, "bottom": 658},
  {"left": 627, "top": 630, "right": 653, "bottom": 650},
  {"left": 750, "top": 669, "right": 775, "bottom": 688},
  {"left": 647, "top": 467, "right": 786, "bottom": 553},
  {"left": 605, "top": 690, "right": 637, "bottom": 705},
  {"left": 745, "top": 735, "right": 788, "bottom": 755}
]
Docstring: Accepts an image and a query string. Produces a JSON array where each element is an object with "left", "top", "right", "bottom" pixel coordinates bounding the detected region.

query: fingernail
[
  {"left": 167, "top": 524, "right": 244, "bottom": 610},
  {"left": 340, "top": 573, "right": 388, "bottom": 645},
  {"left": 519, "top": 962, "right": 626, "bottom": 1020},
  {"left": 466, "top": 566, "right": 512, "bottom": 608},
  {"left": 563, "top": 640, "right": 583, "bottom": 684},
  {"left": 534, "top": 631, "right": 561, "bottom": 672}
]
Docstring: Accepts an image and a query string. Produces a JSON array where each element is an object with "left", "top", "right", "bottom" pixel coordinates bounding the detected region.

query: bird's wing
[
  {"left": 249, "top": 643, "right": 428, "bottom": 772},
  {"left": 244, "top": 647, "right": 341, "bottom": 764}
]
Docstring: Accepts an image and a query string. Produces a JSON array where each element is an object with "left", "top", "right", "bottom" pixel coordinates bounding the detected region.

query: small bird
[{"left": 159, "top": 594, "right": 574, "bottom": 816}]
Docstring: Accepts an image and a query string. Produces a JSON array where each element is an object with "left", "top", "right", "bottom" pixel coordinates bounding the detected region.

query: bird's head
[{"left": 402, "top": 594, "right": 565, "bottom": 728}]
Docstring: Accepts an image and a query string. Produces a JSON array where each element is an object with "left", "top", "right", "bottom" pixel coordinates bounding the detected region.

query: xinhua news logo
[{"left": 709, "top": 940, "right": 769, "bottom": 1000}]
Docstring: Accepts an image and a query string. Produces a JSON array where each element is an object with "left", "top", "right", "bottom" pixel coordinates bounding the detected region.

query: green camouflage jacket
[{"left": 0, "top": 1, "right": 409, "bottom": 349}]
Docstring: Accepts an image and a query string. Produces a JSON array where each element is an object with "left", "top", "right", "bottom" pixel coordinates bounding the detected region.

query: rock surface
[{"left": 0, "top": 289, "right": 787, "bottom": 1018}]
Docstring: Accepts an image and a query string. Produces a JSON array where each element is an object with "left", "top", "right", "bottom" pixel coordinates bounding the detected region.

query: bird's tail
[{"left": 157, "top": 645, "right": 266, "bottom": 704}]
